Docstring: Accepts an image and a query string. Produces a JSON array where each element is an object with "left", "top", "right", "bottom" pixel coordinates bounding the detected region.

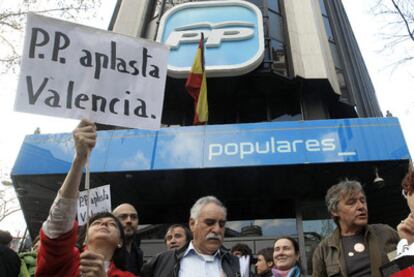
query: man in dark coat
[
  {"left": 113, "top": 203, "right": 144, "bottom": 275},
  {"left": 142, "top": 196, "right": 241, "bottom": 277},
  {"left": 0, "top": 229, "right": 21, "bottom": 277}
]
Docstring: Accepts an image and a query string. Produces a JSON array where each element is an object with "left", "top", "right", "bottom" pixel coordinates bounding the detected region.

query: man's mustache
[{"left": 206, "top": 233, "right": 222, "bottom": 241}]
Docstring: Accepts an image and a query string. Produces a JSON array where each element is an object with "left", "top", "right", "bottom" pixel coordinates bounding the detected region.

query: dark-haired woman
[
  {"left": 272, "top": 236, "right": 302, "bottom": 277},
  {"left": 35, "top": 119, "right": 136, "bottom": 277}
]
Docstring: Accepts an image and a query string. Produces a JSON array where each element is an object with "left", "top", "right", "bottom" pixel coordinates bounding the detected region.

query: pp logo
[{"left": 156, "top": 0, "right": 264, "bottom": 78}]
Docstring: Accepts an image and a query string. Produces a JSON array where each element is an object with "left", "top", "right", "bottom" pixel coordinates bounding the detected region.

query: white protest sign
[
  {"left": 15, "top": 13, "right": 169, "bottom": 130},
  {"left": 77, "top": 184, "right": 111, "bottom": 226}
]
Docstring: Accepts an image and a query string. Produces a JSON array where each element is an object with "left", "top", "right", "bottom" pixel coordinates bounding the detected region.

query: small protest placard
[
  {"left": 77, "top": 184, "right": 111, "bottom": 226},
  {"left": 15, "top": 13, "right": 169, "bottom": 130}
]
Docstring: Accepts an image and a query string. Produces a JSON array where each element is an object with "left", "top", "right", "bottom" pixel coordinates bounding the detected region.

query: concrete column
[
  {"left": 112, "top": 0, "right": 152, "bottom": 37},
  {"left": 283, "top": 0, "right": 340, "bottom": 96}
]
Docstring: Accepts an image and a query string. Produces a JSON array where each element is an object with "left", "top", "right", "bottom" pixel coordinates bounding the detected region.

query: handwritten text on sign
[
  {"left": 77, "top": 185, "right": 111, "bottom": 226},
  {"left": 15, "top": 13, "right": 169, "bottom": 130}
]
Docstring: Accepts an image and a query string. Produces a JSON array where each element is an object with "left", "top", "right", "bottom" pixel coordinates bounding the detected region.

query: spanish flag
[{"left": 185, "top": 33, "right": 208, "bottom": 125}]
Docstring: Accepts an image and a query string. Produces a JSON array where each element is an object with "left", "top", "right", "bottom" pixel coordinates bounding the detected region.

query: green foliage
[{"left": 19, "top": 251, "right": 37, "bottom": 277}]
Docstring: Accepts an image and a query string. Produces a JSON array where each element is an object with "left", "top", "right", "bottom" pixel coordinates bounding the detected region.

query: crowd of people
[{"left": 1, "top": 119, "right": 414, "bottom": 277}]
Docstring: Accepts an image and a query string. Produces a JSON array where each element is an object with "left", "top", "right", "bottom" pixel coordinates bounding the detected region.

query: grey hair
[
  {"left": 190, "top": 196, "right": 227, "bottom": 221},
  {"left": 325, "top": 179, "right": 365, "bottom": 216}
]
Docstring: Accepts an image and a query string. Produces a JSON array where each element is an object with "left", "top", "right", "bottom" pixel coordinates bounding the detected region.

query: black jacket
[
  {"left": 142, "top": 242, "right": 241, "bottom": 277},
  {"left": 258, "top": 270, "right": 273, "bottom": 277},
  {"left": 125, "top": 233, "right": 144, "bottom": 276},
  {"left": 0, "top": 245, "right": 21, "bottom": 277}
]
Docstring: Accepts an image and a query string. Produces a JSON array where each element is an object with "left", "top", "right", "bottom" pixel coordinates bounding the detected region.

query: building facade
[{"left": 12, "top": 0, "right": 411, "bottom": 274}]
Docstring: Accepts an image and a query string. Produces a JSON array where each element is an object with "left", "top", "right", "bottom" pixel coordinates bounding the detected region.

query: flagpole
[
  {"left": 85, "top": 151, "right": 91, "bottom": 230},
  {"left": 185, "top": 32, "right": 208, "bottom": 125}
]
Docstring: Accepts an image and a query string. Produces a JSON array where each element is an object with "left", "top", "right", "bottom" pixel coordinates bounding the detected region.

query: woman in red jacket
[{"left": 35, "top": 119, "right": 136, "bottom": 277}]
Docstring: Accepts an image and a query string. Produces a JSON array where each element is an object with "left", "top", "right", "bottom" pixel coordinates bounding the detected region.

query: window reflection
[
  {"left": 319, "top": 0, "right": 328, "bottom": 16},
  {"left": 270, "top": 39, "right": 287, "bottom": 76},
  {"left": 323, "top": 17, "right": 335, "bottom": 42},
  {"left": 318, "top": 0, "right": 350, "bottom": 105},
  {"left": 266, "top": 0, "right": 288, "bottom": 77},
  {"left": 303, "top": 219, "right": 335, "bottom": 239},
  {"left": 268, "top": 0, "right": 281, "bottom": 13},
  {"left": 303, "top": 219, "right": 335, "bottom": 274},
  {"left": 269, "top": 10, "right": 284, "bottom": 42},
  {"left": 225, "top": 218, "right": 297, "bottom": 237},
  {"left": 329, "top": 43, "right": 343, "bottom": 69}
]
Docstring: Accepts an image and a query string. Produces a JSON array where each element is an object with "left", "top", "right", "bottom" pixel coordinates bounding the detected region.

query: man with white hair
[{"left": 142, "top": 195, "right": 241, "bottom": 277}]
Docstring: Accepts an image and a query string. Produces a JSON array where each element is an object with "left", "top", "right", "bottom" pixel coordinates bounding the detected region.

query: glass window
[
  {"left": 270, "top": 39, "right": 287, "bottom": 76},
  {"left": 225, "top": 218, "right": 297, "bottom": 237},
  {"left": 301, "top": 197, "right": 336, "bottom": 273},
  {"left": 319, "top": 0, "right": 328, "bottom": 16},
  {"left": 268, "top": 90, "right": 301, "bottom": 121},
  {"left": 303, "top": 219, "right": 335, "bottom": 274},
  {"left": 271, "top": 113, "right": 302, "bottom": 122},
  {"left": 336, "top": 69, "right": 346, "bottom": 89},
  {"left": 245, "top": 0, "right": 289, "bottom": 77},
  {"left": 329, "top": 42, "right": 343, "bottom": 70},
  {"left": 268, "top": 11, "right": 284, "bottom": 42},
  {"left": 303, "top": 219, "right": 335, "bottom": 239},
  {"left": 268, "top": 0, "right": 281, "bottom": 14},
  {"left": 270, "top": 39, "right": 284, "bottom": 55},
  {"left": 247, "top": 0, "right": 263, "bottom": 8},
  {"left": 323, "top": 16, "right": 334, "bottom": 42}
]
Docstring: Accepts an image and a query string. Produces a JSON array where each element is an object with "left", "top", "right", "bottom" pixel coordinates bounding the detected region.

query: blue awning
[{"left": 12, "top": 117, "right": 410, "bottom": 176}]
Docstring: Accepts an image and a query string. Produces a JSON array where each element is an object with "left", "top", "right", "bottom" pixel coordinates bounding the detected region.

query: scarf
[{"left": 272, "top": 265, "right": 301, "bottom": 277}]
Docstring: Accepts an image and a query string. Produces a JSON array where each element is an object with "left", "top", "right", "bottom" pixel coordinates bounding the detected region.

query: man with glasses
[
  {"left": 142, "top": 195, "right": 241, "bottom": 277},
  {"left": 113, "top": 203, "right": 144, "bottom": 276}
]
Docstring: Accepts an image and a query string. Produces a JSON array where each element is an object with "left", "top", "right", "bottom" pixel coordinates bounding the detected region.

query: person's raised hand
[
  {"left": 397, "top": 213, "right": 414, "bottom": 244},
  {"left": 72, "top": 119, "right": 97, "bottom": 162},
  {"left": 79, "top": 250, "right": 107, "bottom": 277}
]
